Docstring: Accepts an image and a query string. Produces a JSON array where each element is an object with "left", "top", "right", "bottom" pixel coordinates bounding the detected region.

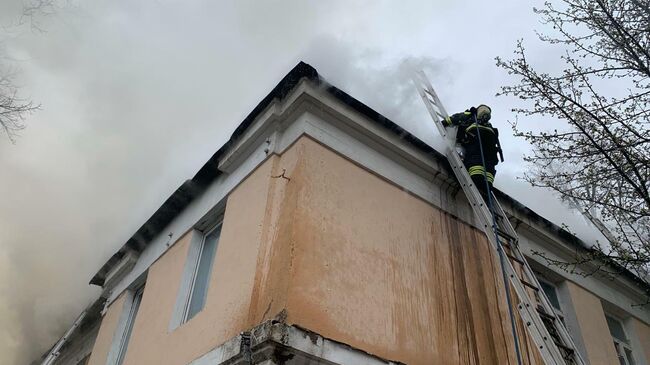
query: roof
[{"left": 89, "top": 61, "right": 650, "bottom": 297}]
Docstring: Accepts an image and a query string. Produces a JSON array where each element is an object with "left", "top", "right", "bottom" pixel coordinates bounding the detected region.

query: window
[
  {"left": 535, "top": 277, "right": 565, "bottom": 323},
  {"left": 606, "top": 314, "right": 636, "bottom": 365},
  {"left": 115, "top": 287, "right": 143, "bottom": 365},
  {"left": 184, "top": 223, "right": 222, "bottom": 322},
  {"left": 539, "top": 281, "right": 561, "bottom": 311},
  {"left": 539, "top": 280, "right": 563, "bottom": 314}
]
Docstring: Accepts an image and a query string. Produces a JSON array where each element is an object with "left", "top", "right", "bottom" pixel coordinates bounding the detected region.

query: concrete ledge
[{"left": 188, "top": 320, "right": 404, "bottom": 365}]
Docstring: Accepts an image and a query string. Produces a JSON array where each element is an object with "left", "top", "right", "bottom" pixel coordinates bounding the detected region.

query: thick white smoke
[{"left": 0, "top": 1, "right": 599, "bottom": 364}]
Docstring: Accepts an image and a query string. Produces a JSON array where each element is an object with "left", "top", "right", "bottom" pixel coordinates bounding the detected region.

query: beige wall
[
  {"left": 89, "top": 136, "right": 542, "bottom": 365},
  {"left": 87, "top": 149, "right": 291, "bottom": 365},
  {"left": 117, "top": 153, "right": 279, "bottom": 365},
  {"left": 630, "top": 318, "right": 650, "bottom": 364},
  {"left": 564, "top": 282, "right": 620, "bottom": 365},
  {"left": 277, "top": 137, "right": 530, "bottom": 364},
  {"left": 90, "top": 135, "right": 650, "bottom": 365},
  {"left": 86, "top": 293, "right": 127, "bottom": 365}
]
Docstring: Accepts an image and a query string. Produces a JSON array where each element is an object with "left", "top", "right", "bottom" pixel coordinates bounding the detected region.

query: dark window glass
[
  {"left": 606, "top": 315, "right": 628, "bottom": 342},
  {"left": 539, "top": 281, "right": 561, "bottom": 311}
]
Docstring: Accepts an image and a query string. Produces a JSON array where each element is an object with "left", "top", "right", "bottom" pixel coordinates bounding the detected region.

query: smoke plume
[{"left": 0, "top": 1, "right": 599, "bottom": 364}]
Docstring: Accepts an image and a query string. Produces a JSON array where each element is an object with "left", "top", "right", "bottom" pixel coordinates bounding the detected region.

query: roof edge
[
  {"left": 90, "top": 62, "right": 319, "bottom": 286},
  {"left": 89, "top": 61, "right": 650, "bottom": 297}
]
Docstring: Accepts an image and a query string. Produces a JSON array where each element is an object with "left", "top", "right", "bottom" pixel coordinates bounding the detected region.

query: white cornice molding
[
  {"left": 100, "top": 77, "right": 649, "bottom": 324},
  {"left": 509, "top": 209, "right": 650, "bottom": 322}
]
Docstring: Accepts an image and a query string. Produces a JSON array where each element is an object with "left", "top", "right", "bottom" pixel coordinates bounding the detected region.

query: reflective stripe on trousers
[{"left": 468, "top": 165, "right": 494, "bottom": 183}]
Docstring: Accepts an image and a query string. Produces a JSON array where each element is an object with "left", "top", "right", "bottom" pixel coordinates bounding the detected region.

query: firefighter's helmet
[{"left": 476, "top": 104, "right": 491, "bottom": 123}]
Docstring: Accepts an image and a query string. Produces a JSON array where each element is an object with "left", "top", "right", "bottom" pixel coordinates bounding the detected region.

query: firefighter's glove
[{"left": 469, "top": 106, "right": 477, "bottom": 114}]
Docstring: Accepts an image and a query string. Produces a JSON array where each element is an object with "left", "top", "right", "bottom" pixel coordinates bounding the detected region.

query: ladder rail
[
  {"left": 448, "top": 150, "right": 568, "bottom": 364},
  {"left": 411, "top": 70, "right": 449, "bottom": 139},
  {"left": 492, "top": 197, "right": 586, "bottom": 364},
  {"left": 490, "top": 195, "right": 518, "bottom": 238},
  {"left": 42, "top": 311, "right": 87, "bottom": 365},
  {"left": 412, "top": 70, "right": 586, "bottom": 365}
]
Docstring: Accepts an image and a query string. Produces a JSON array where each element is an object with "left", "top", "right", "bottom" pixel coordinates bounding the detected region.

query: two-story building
[{"left": 37, "top": 62, "right": 650, "bottom": 365}]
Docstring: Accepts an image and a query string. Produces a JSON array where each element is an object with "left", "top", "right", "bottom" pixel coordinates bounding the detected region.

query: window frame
[
  {"left": 537, "top": 278, "right": 564, "bottom": 320},
  {"left": 105, "top": 283, "right": 145, "bottom": 365},
  {"left": 605, "top": 314, "right": 636, "bottom": 365},
  {"left": 181, "top": 221, "right": 222, "bottom": 323},
  {"left": 115, "top": 286, "right": 143, "bottom": 365}
]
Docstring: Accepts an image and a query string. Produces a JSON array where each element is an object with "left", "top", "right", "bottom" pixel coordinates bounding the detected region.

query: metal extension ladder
[
  {"left": 412, "top": 70, "right": 586, "bottom": 365},
  {"left": 41, "top": 311, "right": 87, "bottom": 365}
]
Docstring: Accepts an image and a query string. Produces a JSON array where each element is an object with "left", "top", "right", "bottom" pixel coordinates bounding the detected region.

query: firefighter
[{"left": 442, "top": 105, "right": 504, "bottom": 199}]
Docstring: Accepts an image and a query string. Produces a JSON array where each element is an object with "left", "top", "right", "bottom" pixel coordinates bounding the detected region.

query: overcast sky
[{"left": 0, "top": 1, "right": 602, "bottom": 364}]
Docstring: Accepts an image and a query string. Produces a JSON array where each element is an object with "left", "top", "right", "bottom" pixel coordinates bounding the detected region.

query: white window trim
[
  {"left": 606, "top": 314, "right": 637, "bottom": 365},
  {"left": 183, "top": 222, "right": 222, "bottom": 322},
  {"left": 105, "top": 284, "right": 144, "bottom": 365},
  {"left": 169, "top": 218, "right": 223, "bottom": 331},
  {"left": 613, "top": 337, "right": 635, "bottom": 365},
  {"left": 115, "top": 287, "right": 143, "bottom": 365}
]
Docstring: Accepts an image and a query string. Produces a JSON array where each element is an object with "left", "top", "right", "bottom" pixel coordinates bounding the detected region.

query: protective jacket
[{"left": 443, "top": 110, "right": 504, "bottom": 184}]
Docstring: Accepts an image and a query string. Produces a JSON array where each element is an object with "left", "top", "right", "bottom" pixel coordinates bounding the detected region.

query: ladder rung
[
  {"left": 536, "top": 308, "right": 556, "bottom": 321},
  {"left": 494, "top": 213, "right": 508, "bottom": 225},
  {"left": 506, "top": 253, "right": 525, "bottom": 266},
  {"left": 553, "top": 340, "right": 575, "bottom": 353},
  {"left": 425, "top": 99, "right": 442, "bottom": 113},
  {"left": 495, "top": 227, "right": 517, "bottom": 242},
  {"left": 426, "top": 103, "right": 438, "bottom": 111},
  {"left": 521, "top": 278, "right": 540, "bottom": 292}
]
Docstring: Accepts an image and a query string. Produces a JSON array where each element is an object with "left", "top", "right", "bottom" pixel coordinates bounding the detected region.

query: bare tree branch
[
  {"left": 498, "top": 0, "right": 650, "bottom": 304},
  {"left": 0, "top": 0, "right": 65, "bottom": 142},
  {"left": 0, "top": 66, "right": 39, "bottom": 143}
]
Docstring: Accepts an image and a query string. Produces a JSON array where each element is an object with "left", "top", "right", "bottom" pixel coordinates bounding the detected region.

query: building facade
[{"left": 40, "top": 62, "right": 650, "bottom": 365}]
